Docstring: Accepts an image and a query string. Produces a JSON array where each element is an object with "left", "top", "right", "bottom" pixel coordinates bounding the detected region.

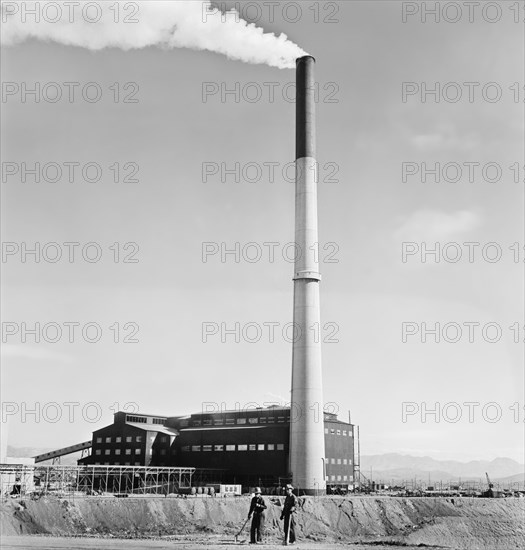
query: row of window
[
  {"left": 327, "top": 475, "right": 354, "bottom": 482},
  {"left": 326, "top": 458, "right": 352, "bottom": 465},
  {"left": 190, "top": 416, "right": 288, "bottom": 427},
  {"left": 126, "top": 415, "right": 166, "bottom": 425},
  {"left": 96, "top": 448, "right": 142, "bottom": 456},
  {"left": 96, "top": 435, "right": 171, "bottom": 444},
  {"left": 325, "top": 428, "right": 352, "bottom": 436},
  {"left": 182, "top": 443, "right": 285, "bottom": 452}
]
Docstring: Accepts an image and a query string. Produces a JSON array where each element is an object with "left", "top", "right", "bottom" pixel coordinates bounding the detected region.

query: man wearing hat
[
  {"left": 280, "top": 484, "right": 297, "bottom": 545},
  {"left": 248, "top": 487, "right": 267, "bottom": 544}
]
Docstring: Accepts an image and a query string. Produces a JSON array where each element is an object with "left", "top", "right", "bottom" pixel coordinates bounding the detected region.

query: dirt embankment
[{"left": 1, "top": 496, "right": 523, "bottom": 549}]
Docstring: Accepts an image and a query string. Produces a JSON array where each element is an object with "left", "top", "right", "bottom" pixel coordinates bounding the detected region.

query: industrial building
[{"left": 79, "top": 406, "right": 355, "bottom": 492}]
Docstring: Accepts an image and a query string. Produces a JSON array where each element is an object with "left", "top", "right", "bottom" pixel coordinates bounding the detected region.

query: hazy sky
[{"left": 1, "top": 1, "right": 523, "bottom": 463}]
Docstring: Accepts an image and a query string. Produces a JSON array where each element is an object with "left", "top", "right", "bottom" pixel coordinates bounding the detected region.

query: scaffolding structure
[{"left": 0, "top": 464, "right": 195, "bottom": 498}]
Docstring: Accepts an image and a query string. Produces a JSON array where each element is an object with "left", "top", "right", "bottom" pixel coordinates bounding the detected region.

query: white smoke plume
[{"left": 1, "top": 1, "right": 307, "bottom": 69}]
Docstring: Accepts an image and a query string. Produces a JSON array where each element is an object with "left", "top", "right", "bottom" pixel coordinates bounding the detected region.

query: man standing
[
  {"left": 280, "top": 484, "right": 297, "bottom": 545},
  {"left": 248, "top": 487, "right": 267, "bottom": 544}
]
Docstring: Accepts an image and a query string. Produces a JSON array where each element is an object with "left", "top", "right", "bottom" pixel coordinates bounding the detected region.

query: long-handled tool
[{"left": 234, "top": 516, "right": 250, "bottom": 543}]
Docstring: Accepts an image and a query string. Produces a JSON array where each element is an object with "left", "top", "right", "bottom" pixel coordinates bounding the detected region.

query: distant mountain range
[{"left": 360, "top": 453, "right": 524, "bottom": 483}]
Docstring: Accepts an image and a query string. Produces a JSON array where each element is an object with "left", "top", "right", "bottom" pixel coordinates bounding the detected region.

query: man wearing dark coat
[
  {"left": 280, "top": 484, "right": 298, "bottom": 545},
  {"left": 248, "top": 487, "right": 267, "bottom": 544}
]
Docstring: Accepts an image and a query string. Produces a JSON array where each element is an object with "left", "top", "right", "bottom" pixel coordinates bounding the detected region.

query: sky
[{"left": 1, "top": 0, "right": 524, "bottom": 463}]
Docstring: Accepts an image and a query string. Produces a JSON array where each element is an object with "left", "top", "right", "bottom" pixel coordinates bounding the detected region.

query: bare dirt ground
[
  {"left": 1, "top": 495, "right": 523, "bottom": 550},
  {"left": 0, "top": 534, "right": 451, "bottom": 550}
]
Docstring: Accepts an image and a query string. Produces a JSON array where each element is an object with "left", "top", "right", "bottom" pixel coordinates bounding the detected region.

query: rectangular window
[
  {"left": 105, "top": 437, "right": 111, "bottom": 443},
  {"left": 115, "top": 449, "right": 121, "bottom": 455},
  {"left": 238, "top": 444, "right": 248, "bottom": 451},
  {"left": 214, "top": 419, "right": 224, "bottom": 425},
  {"left": 348, "top": 459, "right": 352, "bottom": 465},
  {"left": 331, "top": 458, "right": 335, "bottom": 464},
  {"left": 193, "top": 420, "right": 201, "bottom": 427},
  {"left": 324, "top": 428, "right": 328, "bottom": 434},
  {"left": 191, "top": 445, "right": 201, "bottom": 452},
  {"left": 257, "top": 444, "right": 265, "bottom": 451},
  {"left": 181, "top": 446, "right": 190, "bottom": 452},
  {"left": 267, "top": 444, "right": 275, "bottom": 451},
  {"left": 135, "top": 461, "right": 141, "bottom": 465},
  {"left": 237, "top": 418, "right": 246, "bottom": 424},
  {"left": 103, "top": 449, "right": 109, "bottom": 456},
  {"left": 214, "top": 444, "right": 224, "bottom": 451},
  {"left": 249, "top": 444, "right": 256, "bottom": 451},
  {"left": 248, "top": 418, "right": 258, "bottom": 424},
  {"left": 267, "top": 417, "right": 275, "bottom": 423},
  {"left": 116, "top": 436, "right": 122, "bottom": 443},
  {"left": 337, "top": 475, "right": 341, "bottom": 481},
  {"left": 336, "top": 458, "right": 341, "bottom": 465},
  {"left": 226, "top": 445, "right": 235, "bottom": 451},
  {"left": 125, "top": 449, "right": 131, "bottom": 455},
  {"left": 202, "top": 445, "right": 212, "bottom": 452},
  {"left": 160, "top": 449, "right": 167, "bottom": 455},
  {"left": 95, "top": 449, "right": 101, "bottom": 455},
  {"left": 259, "top": 417, "right": 267, "bottom": 423},
  {"left": 125, "top": 462, "right": 130, "bottom": 465},
  {"left": 331, "top": 475, "right": 335, "bottom": 481},
  {"left": 135, "top": 448, "right": 141, "bottom": 455},
  {"left": 126, "top": 436, "right": 132, "bottom": 443},
  {"left": 136, "top": 436, "right": 142, "bottom": 442},
  {"left": 336, "top": 430, "right": 341, "bottom": 435},
  {"left": 225, "top": 418, "right": 235, "bottom": 425},
  {"left": 180, "top": 420, "right": 189, "bottom": 427},
  {"left": 115, "top": 462, "right": 120, "bottom": 465},
  {"left": 96, "top": 437, "right": 102, "bottom": 443},
  {"left": 343, "top": 475, "right": 348, "bottom": 481},
  {"left": 342, "top": 430, "right": 347, "bottom": 436},
  {"left": 277, "top": 416, "right": 285, "bottom": 423},
  {"left": 161, "top": 436, "right": 168, "bottom": 442},
  {"left": 277, "top": 443, "right": 285, "bottom": 451},
  {"left": 343, "top": 459, "right": 347, "bottom": 465},
  {"left": 330, "top": 429, "right": 335, "bottom": 435},
  {"left": 203, "top": 419, "right": 212, "bottom": 426}
]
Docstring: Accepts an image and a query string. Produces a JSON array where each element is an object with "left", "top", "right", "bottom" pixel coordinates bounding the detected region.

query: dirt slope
[{"left": 1, "top": 496, "right": 523, "bottom": 549}]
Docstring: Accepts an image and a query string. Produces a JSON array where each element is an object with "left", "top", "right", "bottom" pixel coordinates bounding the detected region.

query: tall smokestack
[{"left": 289, "top": 56, "right": 326, "bottom": 495}]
